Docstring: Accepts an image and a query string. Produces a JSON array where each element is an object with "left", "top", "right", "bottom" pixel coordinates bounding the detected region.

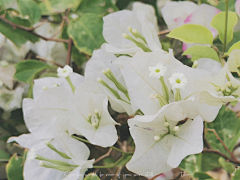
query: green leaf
[
  {"left": 218, "top": 157, "right": 235, "bottom": 174},
  {"left": 39, "top": 0, "right": 82, "bottom": 15},
  {"left": 0, "top": 150, "right": 10, "bottom": 160},
  {"left": 182, "top": 46, "right": 219, "bottom": 61},
  {"left": 194, "top": 172, "right": 212, "bottom": 179},
  {"left": 18, "top": 0, "right": 42, "bottom": 25},
  {"left": 167, "top": 24, "right": 213, "bottom": 45},
  {"left": 205, "top": 106, "right": 240, "bottom": 156},
  {"left": 14, "top": 60, "right": 50, "bottom": 83},
  {"left": 6, "top": 154, "right": 24, "bottom": 180},
  {"left": 116, "top": 155, "right": 132, "bottom": 167},
  {"left": 217, "top": 0, "right": 236, "bottom": 11},
  {"left": 84, "top": 173, "right": 100, "bottom": 180},
  {"left": 68, "top": 13, "right": 106, "bottom": 55},
  {"left": 233, "top": 167, "right": 240, "bottom": 179},
  {"left": 211, "top": 11, "right": 238, "bottom": 45},
  {"left": 227, "top": 41, "right": 240, "bottom": 55},
  {"left": 77, "top": 0, "right": 118, "bottom": 16},
  {"left": 180, "top": 153, "right": 221, "bottom": 176}
]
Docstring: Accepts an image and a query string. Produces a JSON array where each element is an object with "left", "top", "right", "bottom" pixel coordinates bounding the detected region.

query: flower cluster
[{"left": 7, "top": 1, "right": 240, "bottom": 179}]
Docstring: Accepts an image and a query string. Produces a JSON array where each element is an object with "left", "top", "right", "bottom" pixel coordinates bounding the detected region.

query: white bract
[
  {"left": 102, "top": 2, "right": 162, "bottom": 55},
  {"left": 161, "top": 1, "right": 198, "bottom": 30},
  {"left": 85, "top": 49, "right": 138, "bottom": 115},
  {"left": 69, "top": 81, "right": 119, "bottom": 147},
  {"left": 196, "top": 64, "right": 240, "bottom": 106},
  {"left": 227, "top": 49, "right": 240, "bottom": 75},
  {"left": 126, "top": 105, "right": 203, "bottom": 175},
  {"left": 8, "top": 124, "right": 94, "bottom": 180}
]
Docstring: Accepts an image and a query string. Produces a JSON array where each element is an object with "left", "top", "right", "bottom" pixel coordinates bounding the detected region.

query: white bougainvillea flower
[
  {"left": 8, "top": 125, "right": 94, "bottom": 180},
  {"left": 196, "top": 64, "right": 240, "bottom": 106},
  {"left": 57, "top": 65, "right": 73, "bottom": 78},
  {"left": 126, "top": 107, "right": 203, "bottom": 176},
  {"left": 0, "top": 86, "right": 24, "bottom": 111},
  {"left": 69, "top": 81, "right": 119, "bottom": 147},
  {"left": 227, "top": 49, "right": 240, "bottom": 75},
  {"left": 85, "top": 49, "right": 138, "bottom": 115},
  {"left": 33, "top": 72, "right": 84, "bottom": 100},
  {"left": 169, "top": 73, "right": 188, "bottom": 90},
  {"left": 0, "top": 62, "right": 16, "bottom": 89},
  {"left": 161, "top": 1, "right": 198, "bottom": 30},
  {"left": 31, "top": 23, "right": 67, "bottom": 66},
  {"left": 149, "top": 63, "right": 167, "bottom": 78},
  {"left": 236, "top": 0, "right": 240, "bottom": 17},
  {"left": 23, "top": 87, "right": 73, "bottom": 140},
  {"left": 103, "top": 2, "right": 162, "bottom": 55},
  {"left": 118, "top": 50, "right": 183, "bottom": 114}
]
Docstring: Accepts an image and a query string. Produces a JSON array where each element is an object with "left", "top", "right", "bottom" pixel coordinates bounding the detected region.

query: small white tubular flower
[
  {"left": 173, "top": 126, "right": 179, "bottom": 132},
  {"left": 149, "top": 63, "right": 167, "bottom": 78},
  {"left": 169, "top": 73, "right": 188, "bottom": 90},
  {"left": 57, "top": 65, "right": 73, "bottom": 78}
]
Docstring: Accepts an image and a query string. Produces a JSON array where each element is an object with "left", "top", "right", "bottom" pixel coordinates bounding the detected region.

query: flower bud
[
  {"left": 221, "top": 87, "right": 226, "bottom": 92},
  {"left": 164, "top": 122, "right": 169, "bottom": 127},
  {"left": 127, "top": 26, "right": 132, "bottom": 32},
  {"left": 173, "top": 126, "right": 179, "bottom": 132},
  {"left": 92, "top": 122, "right": 98, "bottom": 127},
  {"left": 97, "top": 78, "right": 103, "bottom": 83},
  {"left": 226, "top": 81, "right": 232, "bottom": 87},
  {"left": 154, "top": 135, "right": 160, "bottom": 141},
  {"left": 94, "top": 109, "right": 99, "bottom": 114},
  {"left": 122, "top": 33, "right": 129, "bottom": 38},
  {"left": 192, "top": 61, "right": 198, "bottom": 68},
  {"left": 215, "top": 87, "right": 221, "bottom": 92}
]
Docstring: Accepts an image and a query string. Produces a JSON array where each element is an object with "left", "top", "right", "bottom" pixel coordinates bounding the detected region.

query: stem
[
  {"left": 71, "top": 135, "right": 133, "bottom": 155},
  {"left": 66, "top": 38, "right": 73, "bottom": 65},
  {"left": 65, "top": 76, "right": 75, "bottom": 92},
  {"left": 93, "top": 154, "right": 127, "bottom": 169},
  {"left": 223, "top": 1, "right": 229, "bottom": 53}
]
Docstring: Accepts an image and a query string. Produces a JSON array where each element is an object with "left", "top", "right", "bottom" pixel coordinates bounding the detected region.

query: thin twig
[
  {"left": 207, "top": 128, "right": 238, "bottom": 161},
  {"left": 66, "top": 38, "right": 73, "bottom": 65},
  {"left": 158, "top": 29, "right": 171, "bottom": 36},
  {"left": 202, "top": 148, "right": 240, "bottom": 165},
  {"left": 36, "top": 55, "right": 63, "bottom": 68},
  {"left": 0, "top": 16, "right": 69, "bottom": 43},
  {"left": 94, "top": 149, "right": 112, "bottom": 164}
]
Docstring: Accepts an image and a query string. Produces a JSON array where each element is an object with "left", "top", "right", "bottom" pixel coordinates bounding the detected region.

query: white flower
[
  {"left": 169, "top": 73, "right": 188, "bottom": 90},
  {"left": 161, "top": 1, "right": 198, "bottom": 30},
  {"left": 0, "top": 86, "right": 24, "bottom": 111},
  {"left": 31, "top": 23, "right": 67, "bottom": 66},
  {"left": 149, "top": 63, "right": 167, "bottom": 78},
  {"left": 33, "top": 72, "right": 84, "bottom": 100},
  {"left": 57, "top": 65, "right": 73, "bottom": 78},
  {"left": 195, "top": 64, "right": 240, "bottom": 106},
  {"left": 227, "top": 49, "right": 240, "bottom": 75},
  {"left": 119, "top": 50, "right": 183, "bottom": 114},
  {"left": 8, "top": 126, "right": 94, "bottom": 180},
  {"left": 69, "top": 81, "right": 119, "bottom": 147},
  {"left": 85, "top": 49, "right": 138, "bottom": 116},
  {"left": 102, "top": 2, "right": 162, "bottom": 55},
  {"left": 126, "top": 105, "right": 203, "bottom": 176}
]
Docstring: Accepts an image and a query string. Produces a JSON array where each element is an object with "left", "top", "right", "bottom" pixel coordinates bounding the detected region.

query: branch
[
  {"left": 207, "top": 128, "right": 238, "bottom": 161},
  {"left": 71, "top": 135, "right": 133, "bottom": 155},
  {"left": 202, "top": 148, "right": 240, "bottom": 165},
  {"left": 158, "top": 29, "right": 170, "bottom": 36},
  {"left": 66, "top": 38, "right": 73, "bottom": 65},
  {"left": 36, "top": 55, "right": 64, "bottom": 68},
  {"left": 0, "top": 16, "right": 69, "bottom": 43},
  {"left": 94, "top": 149, "right": 112, "bottom": 164}
]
